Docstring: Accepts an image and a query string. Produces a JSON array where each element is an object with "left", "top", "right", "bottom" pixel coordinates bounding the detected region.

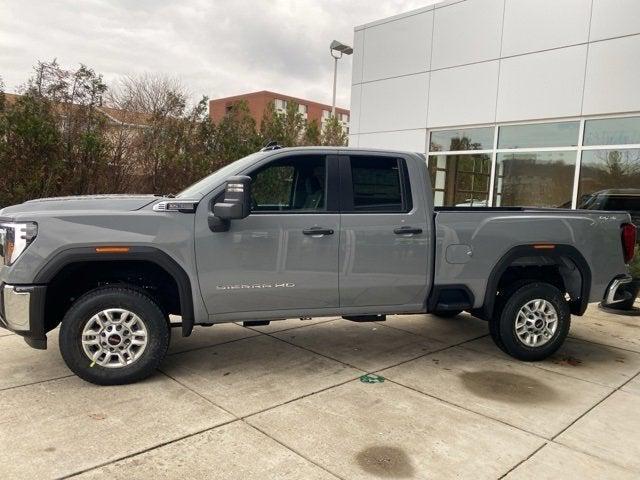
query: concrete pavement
[{"left": 0, "top": 304, "right": 638, "bottom": 479}]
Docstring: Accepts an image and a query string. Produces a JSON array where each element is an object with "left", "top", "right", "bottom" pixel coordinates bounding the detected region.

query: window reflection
[
  {"left": 577, "top": 149, "right": 640, "bottom": 217},
  {"left": 579, "top": 149, "right": 640, "bottom": 192},
  {"left": 494, "top": 151, "right": 576, "bottom": 207},
  {"left": 429, "top": 127, "right": 494, "bottom": 152},
  {"left": 428, "top": 154, "right": 491, "bottom": 207},
  {"left": 583, "top": 117, "right": 640, "bottom": 146},
  {"left": 498, "top": 122, "right": 579, "bottom": 149}
]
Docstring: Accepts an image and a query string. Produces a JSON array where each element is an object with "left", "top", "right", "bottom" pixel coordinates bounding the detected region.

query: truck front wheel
[
  {"left": 59, "top": 286, "right": 170, "bottom": 385},
  {"left": 490, "top": 282, "right": 570, "bottom": 361}
]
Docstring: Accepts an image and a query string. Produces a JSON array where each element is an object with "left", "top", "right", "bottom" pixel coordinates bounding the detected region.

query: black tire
[
  {"left": 489, "top": 282, "right": 570, "bottom": 361},
  {"left": 59, "top": 286, "right": 170, "bottom": 385},
  {"left": 489, "top": 307, "right": 508, "bottom": 354},
  {"left": 489, "top": 279, "right": 534, "bottom": 354},
  {"left": 431, "top": 310, "right": 463, "bottom": 318}
]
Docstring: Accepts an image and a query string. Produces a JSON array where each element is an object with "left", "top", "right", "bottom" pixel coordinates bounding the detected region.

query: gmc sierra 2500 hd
[{"left": 0, "top": 146, "right": 636, "bottom": 385}]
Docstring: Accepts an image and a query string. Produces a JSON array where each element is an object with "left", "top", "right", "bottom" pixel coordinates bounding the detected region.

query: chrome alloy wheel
[
  {"left": 514, "top": 299, "right": 558, "bottom": 347},
  {"left": 81, "top": 309, "right": 148, "bottom": 368}
]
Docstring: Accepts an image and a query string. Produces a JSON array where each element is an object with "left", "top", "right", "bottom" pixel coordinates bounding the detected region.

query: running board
[
  {"left": 342, "top": 315, "right": 386, "bottom": 322},
  {"left": 243, "top": 320, "right": 271, "bottom": 327}
]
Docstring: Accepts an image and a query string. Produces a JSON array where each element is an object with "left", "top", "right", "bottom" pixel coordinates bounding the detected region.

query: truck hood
[{"left": 0, "top": 194, "right": 158, "bottom": 216}]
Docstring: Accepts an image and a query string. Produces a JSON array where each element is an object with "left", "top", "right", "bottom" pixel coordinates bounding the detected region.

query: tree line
[{"left": 0, "top": 60, "right": 348, "bottom": 207}]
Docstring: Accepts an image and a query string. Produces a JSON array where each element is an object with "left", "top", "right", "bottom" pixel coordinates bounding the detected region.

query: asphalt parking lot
[{"left": 1, "top": 304, "right": 639, "bottom": 479}]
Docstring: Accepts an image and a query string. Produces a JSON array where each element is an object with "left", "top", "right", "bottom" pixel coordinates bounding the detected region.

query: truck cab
[{"left": 192, "top": 148, "right": 431, "bottom": 321}]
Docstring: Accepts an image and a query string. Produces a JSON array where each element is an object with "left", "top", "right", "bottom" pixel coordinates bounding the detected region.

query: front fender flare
[{"left": 34, "top": 246, "right": 196, "bottom": 336}]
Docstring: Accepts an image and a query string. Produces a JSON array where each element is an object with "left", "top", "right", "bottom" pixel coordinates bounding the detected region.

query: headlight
[{"left": 0, "top": 222, "right": 38, "bottom": 266}]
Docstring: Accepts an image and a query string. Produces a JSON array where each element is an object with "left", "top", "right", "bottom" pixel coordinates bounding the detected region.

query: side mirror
[{"left": 209, "top": 176, "right": 252, "bottom": 232}]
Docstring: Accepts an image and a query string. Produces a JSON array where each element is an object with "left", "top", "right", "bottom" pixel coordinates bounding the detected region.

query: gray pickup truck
[{"left": 0, "top": 147, "right": 637, "bottom": 385}]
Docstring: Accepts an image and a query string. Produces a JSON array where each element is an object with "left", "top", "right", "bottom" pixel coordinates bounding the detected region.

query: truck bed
[{"left": 432, "top": 207, "right": 630, "bottom": 311}]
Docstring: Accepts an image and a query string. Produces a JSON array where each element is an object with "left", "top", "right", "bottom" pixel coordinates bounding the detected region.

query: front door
[
  {"left": 195, "top": 153, "right": 340, "bottom": 318},
  {"left": 338, "top": 153, "right": 431, "bottom": 311}
]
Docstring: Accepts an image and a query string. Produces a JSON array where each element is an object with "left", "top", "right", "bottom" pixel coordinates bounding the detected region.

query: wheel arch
[
  {"left": 482, "top": 244, "right": 592, "bottom": 319},
  {"left": 34, "top": 246, "right": 195, "bottom": 336}
]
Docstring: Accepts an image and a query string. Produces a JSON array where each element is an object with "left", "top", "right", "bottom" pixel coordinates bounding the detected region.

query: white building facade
[{"left": 349, "top": 0, "right": 640, "bottom": 209}]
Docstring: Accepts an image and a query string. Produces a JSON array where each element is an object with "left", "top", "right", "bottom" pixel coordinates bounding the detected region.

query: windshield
[{"left": 175, "top": 152, "right": 268, "bottom": 198}]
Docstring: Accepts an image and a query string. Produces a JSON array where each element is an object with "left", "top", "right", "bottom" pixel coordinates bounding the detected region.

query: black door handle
[
  {"left": 303, "top": 227, "right": 334, "bottom": 236},
  {"left": 394, "top": 226, "right": 423, "bottom": 235}
]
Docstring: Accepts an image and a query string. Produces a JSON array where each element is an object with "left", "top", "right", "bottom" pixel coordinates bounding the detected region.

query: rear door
[{"left": 338, "top": 153, "right": 431, "bottom": 311}]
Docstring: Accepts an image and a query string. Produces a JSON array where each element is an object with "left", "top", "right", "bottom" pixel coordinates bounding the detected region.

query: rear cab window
[{"left": 341, "top": 156, "right": 412, "bottom": 213}]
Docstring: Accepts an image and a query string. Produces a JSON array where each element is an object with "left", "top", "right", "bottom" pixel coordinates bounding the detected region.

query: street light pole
[
  {"left": 331, "top": 52, "right": 339, "bottom": 116},
  {"left": 329, "top": 40, "right": 353, "bottom": 118}
]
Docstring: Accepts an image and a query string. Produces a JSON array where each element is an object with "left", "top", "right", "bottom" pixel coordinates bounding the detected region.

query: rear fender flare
[{"left": 482, "top": 244, "right": 591, "bottom": 318}]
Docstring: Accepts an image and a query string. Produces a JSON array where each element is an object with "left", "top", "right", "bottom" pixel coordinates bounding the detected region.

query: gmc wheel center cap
[{"left": 107, "top": 334, "right": 122, "bottom": 346}]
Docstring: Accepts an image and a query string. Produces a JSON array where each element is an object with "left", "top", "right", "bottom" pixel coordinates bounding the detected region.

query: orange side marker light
[
  {"left": 95, "top": 246, "right": 130, "bottom": 254},
  {"left": 533, "top": 244, "right": 555, "bottom": 250}
]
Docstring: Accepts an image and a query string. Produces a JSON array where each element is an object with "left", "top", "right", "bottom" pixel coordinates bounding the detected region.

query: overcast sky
[{"left": 0, "top": 0, "right": 436, "bottom": 109}]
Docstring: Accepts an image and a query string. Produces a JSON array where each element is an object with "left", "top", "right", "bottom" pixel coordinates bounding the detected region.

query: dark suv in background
[{"left": 576, "top": 189, "right": 640, "bottom": 226}]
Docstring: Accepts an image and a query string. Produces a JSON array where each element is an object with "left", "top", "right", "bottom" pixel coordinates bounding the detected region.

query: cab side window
[
  {"left": 250, "top": 155, "right": 327, "bottom": 212},
  {"left": 346, "top": 156, "right": 412, "bottom": 212}
]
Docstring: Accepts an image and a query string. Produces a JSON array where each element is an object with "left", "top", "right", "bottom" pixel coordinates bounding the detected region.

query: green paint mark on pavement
[{"left": 360, "top": 374, "right": 385, "bottom": 384}]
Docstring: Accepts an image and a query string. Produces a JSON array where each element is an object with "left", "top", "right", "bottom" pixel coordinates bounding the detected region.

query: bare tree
[{"left": 108, "top": 73, "right": 188, "bottom": 118}]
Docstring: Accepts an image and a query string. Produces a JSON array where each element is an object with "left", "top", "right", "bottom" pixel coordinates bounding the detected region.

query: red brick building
[{"left": 209, "top": 90, "right": 350, "bottom": 132}]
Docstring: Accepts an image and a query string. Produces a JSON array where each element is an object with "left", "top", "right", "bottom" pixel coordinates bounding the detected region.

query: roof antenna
[{"left": 260, "top": 140, "right": 283, "bottom": 152}]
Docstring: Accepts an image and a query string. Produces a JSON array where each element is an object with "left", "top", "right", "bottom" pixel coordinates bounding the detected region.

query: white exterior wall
[{"left": 349, "top": 0, "right": 640, "bottom": 151}]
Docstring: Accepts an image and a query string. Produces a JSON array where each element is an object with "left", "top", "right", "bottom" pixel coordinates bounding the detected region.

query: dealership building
[{"left": 348, "top": 0, "right": 640, "bottom": 209}]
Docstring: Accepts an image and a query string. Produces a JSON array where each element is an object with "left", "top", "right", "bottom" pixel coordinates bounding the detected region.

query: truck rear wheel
[
  {"left": 59, "top": 286, "right": 170, "bottom": 385},
  {"left": 490, "top": 282, "right": 570, "bottom": 361}
]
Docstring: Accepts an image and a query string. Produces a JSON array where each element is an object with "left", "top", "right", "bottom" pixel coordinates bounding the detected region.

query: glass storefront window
[
  {"left": 429, "top": 127, "right": 494, "bottom": 152},
  {"left": 428, "top": 154, "right": 491, "bottom": 207},
  {"left": 577, "top": 149, "right": 640, "bottom": 224},
  {"left": 427, "top": 116, "right": 640, "bottom": 210},
  {"left": 498, "top": 122, "right": 580, "bottom": 149},
  {"left": 493, "top": 151, "right": 576, "bottom": 208},
  {"left": 583, "top": 117, "right": 640, "bottom": 146},
  {"left": 578, "top": 148, "right": 640, "bottom": 196}
]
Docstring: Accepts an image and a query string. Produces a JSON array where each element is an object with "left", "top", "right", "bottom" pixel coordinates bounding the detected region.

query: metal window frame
[
  {"left": 571, "top": 119, "right": 586, "bottom": 209},
  {"left": 488, "top": 126, "right": 499, "bottom": 207}
]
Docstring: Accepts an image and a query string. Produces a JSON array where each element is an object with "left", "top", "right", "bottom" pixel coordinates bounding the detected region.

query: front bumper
[
  {"left": 603, "top": 274, "right": 634, "bottom": 306},
  {"left": 0, "top": 283, "right": 47, "bottom": 349}
]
